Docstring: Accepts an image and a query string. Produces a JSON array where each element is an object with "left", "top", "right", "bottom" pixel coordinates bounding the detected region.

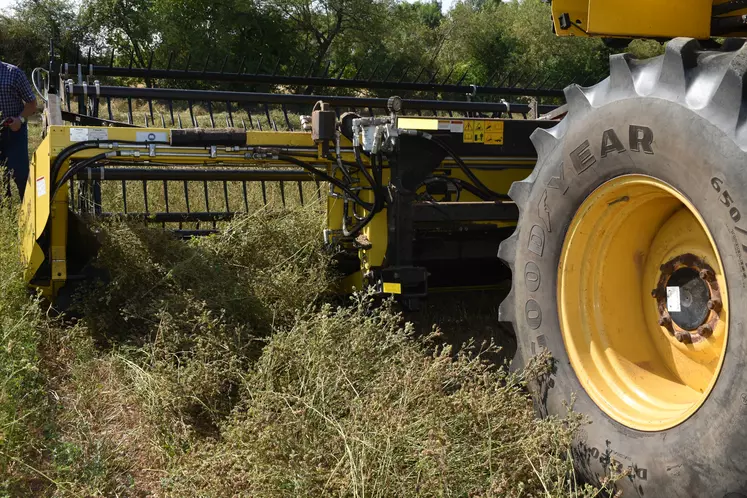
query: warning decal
[
  {"left": 463, "top": 120, "right": 504, "bottom": 145},
  {"left": 36, "top": 176, "right": 47, "bottom": 197}
]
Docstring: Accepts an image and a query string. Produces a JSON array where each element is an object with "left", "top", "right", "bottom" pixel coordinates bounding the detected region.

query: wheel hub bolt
[
  {"left": 697, "top": 324, "right": 713, "bottom": 337},
  {"left": 699, "top": 269, "right": 715, "bottom": 282},
  {"left": 675, "top": 331, "right": 692, "bottom": 343},
  {"left": 658, "top": 316, "right": 672, "bottom": 327},
  {"left": 660, "top": 262, "right": 674, "bottom": 273},
  {"left": 707, "top": 299, "right": 722, "bottom": 312}
]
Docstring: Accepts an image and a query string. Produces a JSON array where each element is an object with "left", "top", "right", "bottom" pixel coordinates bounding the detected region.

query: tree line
[{"left": 0, "top": 0, "right": 663, "bottom": 97}]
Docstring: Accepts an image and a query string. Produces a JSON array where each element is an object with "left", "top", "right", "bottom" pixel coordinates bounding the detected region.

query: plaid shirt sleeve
[{"left": 12, "top": 67, "right": 35, "bottom": 104}]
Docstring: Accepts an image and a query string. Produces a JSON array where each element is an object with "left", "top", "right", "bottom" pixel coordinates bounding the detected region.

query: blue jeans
[{"left": 0, "top": 123, "right": 29, "bottom": 200}]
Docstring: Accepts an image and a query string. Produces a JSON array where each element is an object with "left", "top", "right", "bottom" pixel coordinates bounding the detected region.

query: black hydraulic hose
[
  {"left": 52, "top": 152, "right": 112, "bottom": 197},
  {"left": 276, "top": 154, "right": 374, "bottom": 211},
  {"left": 451, "top": 178, "right": 494, "bottom": 201},
  {"left": 414, "top": 132, "right": 510, "bottom": 201},
  {"left": 50, "top": 140, "right": 169, "bottom": 189},
  {"left": 353, "top": 146, "right": 379, "bottom": 201},
  {"left": 342, "top": 152, "right": 381, "bottom": 236}
]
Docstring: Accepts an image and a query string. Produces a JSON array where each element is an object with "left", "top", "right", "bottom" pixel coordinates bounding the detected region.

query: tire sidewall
[{"left": 514, "top": 97, "right": 747, "bottom": 497}]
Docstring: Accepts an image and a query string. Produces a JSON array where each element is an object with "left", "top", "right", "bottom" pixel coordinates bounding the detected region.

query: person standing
[{"left": 0, "top": 60, "right": 37, "bottom": 200}]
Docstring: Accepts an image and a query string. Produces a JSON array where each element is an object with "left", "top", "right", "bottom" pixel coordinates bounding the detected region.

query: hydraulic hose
[{"left": 405, "top": 131, "right": 509, "bottom": 201}]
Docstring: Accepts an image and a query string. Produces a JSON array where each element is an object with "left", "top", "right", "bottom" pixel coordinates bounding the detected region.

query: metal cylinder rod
[
  {"left": 65, "top": 84, "right": 558, "bottom": 114},
  {"left": 61, "top": 64, "right": 566, "bottom": 98}
]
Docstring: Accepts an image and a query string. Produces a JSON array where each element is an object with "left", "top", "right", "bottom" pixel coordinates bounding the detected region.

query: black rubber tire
[{"left": 499, "top": 38, "right": 747, "bottom": 498}]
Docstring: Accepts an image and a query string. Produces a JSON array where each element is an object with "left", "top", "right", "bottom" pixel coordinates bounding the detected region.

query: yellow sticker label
[
  {"left": 398, "top": 117, "right": 439, "bottom": 131},
  {"left": 383, "top": 282, "right": 402, "bottom": 294},
  {"left": 462, "top": 119, "right": 504, "bottom": 144},
  {"left": 463, "top": 120, "right": 475, "bottom": 143},
  {"left": 484, "top": 121, "right": 504, "bottom": 145}
]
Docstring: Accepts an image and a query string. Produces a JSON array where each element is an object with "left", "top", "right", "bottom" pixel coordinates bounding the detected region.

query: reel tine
[
  {"left": 188, "top": 101, "right": 197, "bottom": 127},
  {"left": 383, "top": 64, "right": 394, "bottom": 82},
  {"left": 352, "top": 64, "right": 363, "bottom": 81},
  {"left": 414, "top": 66, "right": 425, "bottom": 82},
  {"left": 279, "top": 181, "right": 286, "bottom": 207},
  {"left": 398, "top": 66, "right": 410, "bottom": 83},
  {"left": 264, "top": 103, "right": 273, "bottom": 130},
  {"left": 122, "top": 180, "right": 128, "bottom": 213},
  {"left": 127, "top": 97, "right": 134, "bottom": 124},
  {"left": 168, "top": 99, "right": 175, "bottom": 125},
  {"left": 336, "top": 63, "right": 347, "bottom": 79},
  {"left": 282, "top": 104, "right": 293, "bottom": 131},
  {"left": 456, "top": 68, "right": 470, "bottom": 86},
  {"left": 208, "top": 100, "right": 215, "bottom": 128},
  {"left": 107, "top": 97, "right": 113, "bottom": 121},
  {"left": 142, "top": 180, "right": 149, "bottom": 218},
  {"left": 223, "top": 180, "right": 229, "bottom": 212},
  {"left": 427, "top": 68, "right": 440, "bottom": 84},
  {"left": 261, "top": 181, "right": 267, "bottom": 205},
  {"left": 298, "top": 181, "right": 304, "bottom": 206},
  {"left": 227, "top": 102, "right": 234, "bottom": 127},
  {"left": 367, "top": 63, "right": 380, "bottom": 82},
  {"left": 242, "top": 181, "right": 249, "bottom": 212},
  {"left": 163, "top": 180, "right": 170, "bottom": 213},
  {"left": 441, "top": 66, "right": 455, "bottom": 85},
  {"left": 184, "top": 181, "right": 191, "bottom": 214}
]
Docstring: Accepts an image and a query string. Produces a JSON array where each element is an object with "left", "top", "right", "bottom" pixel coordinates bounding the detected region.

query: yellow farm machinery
[
  {"left": 24, "top": 49, "right": 567, "bottom": 310},
  {"left": 23, "top": 0, "right": 747, "bottom": 495}
]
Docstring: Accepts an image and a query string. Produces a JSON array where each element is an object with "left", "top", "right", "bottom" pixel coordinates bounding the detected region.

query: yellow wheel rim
[{"left": 558, "top": 175, "right": 728, "bottom": 431}]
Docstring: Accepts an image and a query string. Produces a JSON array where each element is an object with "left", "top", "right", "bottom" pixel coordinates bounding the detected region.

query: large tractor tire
[{"left": 499, "top": 38, "right": 747, "bottom": 497}]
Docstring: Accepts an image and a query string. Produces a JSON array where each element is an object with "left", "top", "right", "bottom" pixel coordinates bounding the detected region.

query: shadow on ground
[{"left": 402, "top": 284, "right": 516, "bottom": 366}]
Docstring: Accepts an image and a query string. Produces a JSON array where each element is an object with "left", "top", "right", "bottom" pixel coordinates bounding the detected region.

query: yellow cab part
[{"left": 550, "top": 0, "right": 740, "bottom": 40}]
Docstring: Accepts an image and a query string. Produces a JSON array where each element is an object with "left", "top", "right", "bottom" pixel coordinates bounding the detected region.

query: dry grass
[{"left": 0, "top": 194, "right": 620, "bottom": 496}]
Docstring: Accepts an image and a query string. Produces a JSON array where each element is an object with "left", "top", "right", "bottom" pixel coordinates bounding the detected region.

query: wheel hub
[{"left": 652, "top": 254, "right": 722, "bottom": 343}]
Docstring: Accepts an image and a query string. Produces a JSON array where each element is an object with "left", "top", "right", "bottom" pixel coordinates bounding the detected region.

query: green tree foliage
[
  {"left": 0, "top": 0, "right": 84, "bottom": 70},
  {"left": 0, "top": 0, "right": 663, "bottom": 95}
]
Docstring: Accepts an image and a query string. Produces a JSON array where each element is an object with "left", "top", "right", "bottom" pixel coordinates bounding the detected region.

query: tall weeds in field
[
  {"left": 0, "top": 201, "right": 47, "bottom": 494},
  {"left": 163, "top": 295, "right": 608, "bottom": 497},
  {"left": 0, "top": 202, "right": 617, "bottom": 496},
  {"left": 78, "top": 205, "right": 334, "bottom": 438}
]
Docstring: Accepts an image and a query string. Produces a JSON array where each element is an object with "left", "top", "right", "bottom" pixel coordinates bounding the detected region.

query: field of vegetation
[
  {"left": 0, "top": 0, "right": 647, "bottom": 491},
  {"left": 0, "top": 182, "right": 621, "bottom": 496}
]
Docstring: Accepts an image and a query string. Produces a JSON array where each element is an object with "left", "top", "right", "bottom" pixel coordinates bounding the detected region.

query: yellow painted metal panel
[
  {"left": 551, "top": 0, "right": 590, "bottom": 36},
  {"left": 20, "top": 135, "right": 51, "bottom": 287},
  {"left": 587, "top": 0, "right": 712, "bottom": 39}
]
